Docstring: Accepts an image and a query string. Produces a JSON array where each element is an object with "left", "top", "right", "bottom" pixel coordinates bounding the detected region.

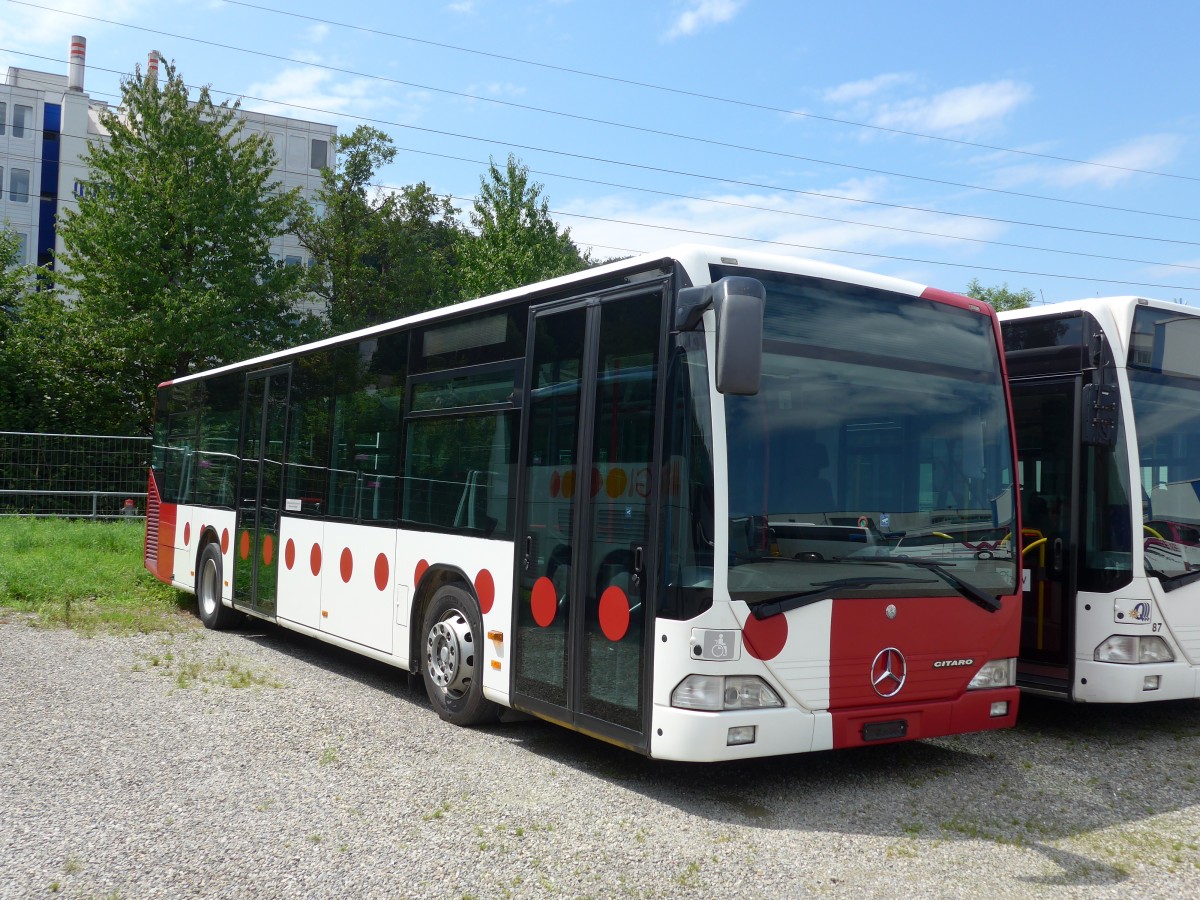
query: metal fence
[{"left": 0, "top": 431, "right": 151, "bottom": 519}]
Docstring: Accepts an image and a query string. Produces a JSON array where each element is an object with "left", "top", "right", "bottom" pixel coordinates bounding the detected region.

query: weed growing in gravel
[
  {"left": 137, "top": 640, "right": 282, "bottom": 691},
  {"left": 423, "top": 800, "right": 452, "bottom": 821},
  {"left": 676, "top": 861, "right": 702, "bottom": 888},
  {"left": 886, "top": 841, "right": 919, "bottom": 860}
]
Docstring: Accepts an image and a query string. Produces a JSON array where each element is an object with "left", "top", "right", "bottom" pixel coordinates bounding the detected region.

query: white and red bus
[
  {"left": 146, "top": 245, "right": 1021, "bottom": 761},
  {"left": 1002, "top": 297, "right": 1200, "bottom": 702}
]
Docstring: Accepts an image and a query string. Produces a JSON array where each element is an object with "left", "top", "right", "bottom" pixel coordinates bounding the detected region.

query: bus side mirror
[
  {"left": 674, "top": 276, "right": 764, "bottom": 395},
  {"left": 1082, "top": 383, "right": 1118, "bottom": 447}
]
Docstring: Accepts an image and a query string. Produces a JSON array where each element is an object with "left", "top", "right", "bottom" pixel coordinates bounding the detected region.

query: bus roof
[{"left": 162, "top": 244, "right": 964, "bottom": 388}]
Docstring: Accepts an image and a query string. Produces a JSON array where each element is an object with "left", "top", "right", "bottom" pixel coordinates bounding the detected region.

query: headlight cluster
[
  {"left": 967, "top": 657, "right": 1017, "bottom": 690},
  {"left": 671, "top": 675, "right": 784, "bottom": 711},
  {"left": 1094, "top": 635, "right": 1174, "bottom": 664}
]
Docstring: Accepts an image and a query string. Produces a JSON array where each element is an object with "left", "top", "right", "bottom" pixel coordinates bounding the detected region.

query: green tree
[
  {"left": 0, "top": 227, "right": 40, "bottom": 429},
  {"left": 54, "top": 62, "right": 314, "bottom": 433},
  {"left": 299, "top": 126, "right": 465, "bottom": 333},
  {"left": 457, "top": 154, "right": 590, "bottom": 299},
  {"left": 965, "top": 278, "right": 1035, "bottom": 312}
]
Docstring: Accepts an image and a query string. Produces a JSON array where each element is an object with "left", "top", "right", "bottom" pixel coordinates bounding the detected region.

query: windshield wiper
[
  {"left": 750, "top": 577, "right": 934, "bottom": 620},
  {"left": 890, "top": 557, "right": 1002, "bottom": 613}
]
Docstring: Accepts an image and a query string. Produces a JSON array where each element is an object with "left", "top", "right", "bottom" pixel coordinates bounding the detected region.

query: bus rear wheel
[
  {"left": 197, "top": 541, "right": 238, "bottom": 630},
  {"left": 421, "top": 584, "right": 499, "bottom": 726}
]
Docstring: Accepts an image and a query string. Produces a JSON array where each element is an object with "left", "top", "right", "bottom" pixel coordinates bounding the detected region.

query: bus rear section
[
  {"left": 644, "top": 256, "right": 1021, "bottom": 760},
  {"left": 1002, "top": 297, "right": 1200, "bottom": 703}
]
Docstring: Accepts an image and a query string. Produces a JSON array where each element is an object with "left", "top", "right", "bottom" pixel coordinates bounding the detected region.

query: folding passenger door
[
  {"left": 1010, "top": 377, "right": 1080, "bottom": 695},
  {"left": 233, "top": 365, "right": 291, "bottom": 618},
  {"left": 511, "top": 281, "right": 669, "bottom": 751}
]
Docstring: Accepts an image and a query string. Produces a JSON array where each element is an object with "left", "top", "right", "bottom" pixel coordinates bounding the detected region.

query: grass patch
[
  {"left": 136, "top": 639, "right": 284, "bottom": 690},
  {"left": 0, "top": 518, "right": 192, "bottom": 633}
]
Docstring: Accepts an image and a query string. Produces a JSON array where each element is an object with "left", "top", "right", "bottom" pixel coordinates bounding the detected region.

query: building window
[
  {"left": 0, "top": 102, "right": 6, "bottom": 136},
  {"left": 13, "top": 105, "right": 32, "bottom": 139},
  {"left": 284, "top": 254, "right": 302, "bottom": 267},
  {"left": 10, "top": 169, "right": 30, "bottom": 203},
  {"left": 311, "top": 139, "right": 328, "bottom": 170},
  {"left": 286, "top": 135, "right": 306, "bottom": 172}
]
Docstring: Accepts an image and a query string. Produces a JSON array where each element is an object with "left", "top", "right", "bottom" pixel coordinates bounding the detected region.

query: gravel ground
[{"left": 2, "top": 611, "right": 1199, "bottom": 899}]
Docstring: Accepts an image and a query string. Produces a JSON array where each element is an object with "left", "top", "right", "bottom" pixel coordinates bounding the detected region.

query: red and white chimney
[
  {"left": 68, "top": 35, "right": 86, "bottom": 92},
  {"left": 147, "top": 50, "right": 163, "bottom": 83}
]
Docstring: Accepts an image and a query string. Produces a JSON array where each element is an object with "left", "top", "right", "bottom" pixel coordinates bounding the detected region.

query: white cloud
[
  {"left": 992, "top": 134, "right": 1185, "bottom": 191},
  {"left": 0, "top": 0, "right": 150, "bottom": 58},
  {"left": 824, "top": 73, "right": 915, "bottom": 105},
  {"left": 870, "top": 80, "right": 1032, "bottom": 136},
  {"left": 559, "top": 177, "right": 1005, "bottom": 270},
  {"left": 240, "top": 65, "right": 417, "bottom": 122},
  {"left": 305, "top": 24, "right": 330, "bottom": 44},
  {"left": 447, "top": 1, "right": 477, "bottom": 13},
  {"left": 665, "top": 0, "right": 747, "bottom": 40},
  {"left": 1052, "top": 134, "right": 1185, "bottom": 188},
  {"left": 464, "top": 82, "right": 527, "bottom": 99}
]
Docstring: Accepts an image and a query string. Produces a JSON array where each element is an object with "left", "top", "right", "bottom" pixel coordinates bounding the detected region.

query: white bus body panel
[{"left": 169, "top": 504, "right": 235, "bottom": 604}]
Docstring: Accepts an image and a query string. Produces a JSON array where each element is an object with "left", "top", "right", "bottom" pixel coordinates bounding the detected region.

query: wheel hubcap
[
  {"left": 426, "top": 610, "right": 474, "bottom": 698},
  {"left": 200, "top": 558, "right": 217, "bottom": 617}
]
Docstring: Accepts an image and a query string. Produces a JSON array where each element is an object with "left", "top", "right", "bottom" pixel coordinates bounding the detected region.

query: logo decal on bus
[
  {"left": 871, "top": 648, "right": 907, "bottom": 698},
  {"left": 932, "top": 658, "right": 975, "bottom": 668}
]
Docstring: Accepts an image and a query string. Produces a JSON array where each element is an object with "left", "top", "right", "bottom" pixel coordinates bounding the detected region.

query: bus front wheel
[
  {"left": 197, "top": 542, "right": 238, "bottom": 630},
  {"left": 421, "top": 585, "right": 499, "bottom": 726}
]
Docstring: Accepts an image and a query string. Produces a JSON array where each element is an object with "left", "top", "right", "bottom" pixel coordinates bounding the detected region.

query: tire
[
  {"left": 421, "top": 584, "right": 499, "bottom": 726},
  {"left": 196, "top": 541, "right": 238, "bottom": 630}
]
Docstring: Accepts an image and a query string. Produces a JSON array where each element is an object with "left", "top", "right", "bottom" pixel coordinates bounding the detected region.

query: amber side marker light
[{"left": 487, "top": 630, "right": 504, "bottom": 642}]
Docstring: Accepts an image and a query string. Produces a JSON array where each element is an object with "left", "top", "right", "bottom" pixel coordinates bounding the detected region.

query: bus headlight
[
  {"left": 1094, "top": 635, "right": 1175, "bottom": 664},
  {"left": 967, "top": 658, "right": 1016, "bottom": 690},
  {"left": 671, "top": 675, "right": 784, "bottom": 711}
]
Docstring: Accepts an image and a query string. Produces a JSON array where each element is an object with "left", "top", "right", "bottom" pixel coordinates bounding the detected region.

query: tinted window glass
[
  {"left": 414, "top": 308, "right": 527, "bottom": 373},
  {"left": 193, "top": 373, "right": 243, "bottom": 509},
  {"left": 403, "top": 411, "right": 516, "bottom": 536},
  {"left": 328, "top": 334, "right": 407, "bottom": 521},
  {"left": 285, "top": 351, "right": 334, "bottom": 515}
]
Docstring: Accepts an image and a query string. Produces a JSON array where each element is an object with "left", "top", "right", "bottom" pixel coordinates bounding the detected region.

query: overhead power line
[
  {"left": 7, "top": 0, "right": 1199, "bottom": 224},
  {"left": 2, "top": 52, "right": 1198, "bottom": 293},
  {"left": 213, "top": 0, "right": 1197, "bottom": 184},
  {"left": 6, "top": 44, "right": 1196, "bottom": 254}
]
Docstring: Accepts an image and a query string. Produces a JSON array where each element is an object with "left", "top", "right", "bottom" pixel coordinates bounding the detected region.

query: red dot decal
[
  {"left": 475, "top": 569, "right": 495, "bottom": 614},
  {"left": 743, "top": 612, "right": 788, "bottom": 661},
  {"left": 183, "top": 522, "right": 191, "bottom": 546},
  {"left": 310, "top": 543, "right": 322, "bottom": 577},
  {"left": 340, "top": 548, "right": 353, "bottom": 583},
  {"left": 414, "top": 559, "right": 429, "bottom": 586},
  {"left": 374, "top": 554, "right": 389, "bottom": 592},
  {"left": 262, "top": 534, "right": 274, "bottom": 567},
  {"left": 239, "top": 530, "right": 251, "bottom": 561},
  {"left": 598, "top": 586, "right": 630, "bottom": 642},
  {"left": 221, "top": 528, "right": 230, "bottom": 554},
  {"left": 285, "top": 539, "right": 296, "bottom": 570},
  {"left": 531, "top": 576, "right": 557, "bottom": 627}
]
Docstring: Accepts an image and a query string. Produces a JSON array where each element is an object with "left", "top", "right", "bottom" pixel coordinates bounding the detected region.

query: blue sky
[{"left": 3, "top": 0, "right": 1200, "bottom": 304}]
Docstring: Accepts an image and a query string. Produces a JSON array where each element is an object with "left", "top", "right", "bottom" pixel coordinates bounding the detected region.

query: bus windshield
[
  {"left": 1129, "top": 307, "right": 1200, "bottom": 583},
  {"left": 717, "top": 268, "right": 1017, "bottom": 606}
]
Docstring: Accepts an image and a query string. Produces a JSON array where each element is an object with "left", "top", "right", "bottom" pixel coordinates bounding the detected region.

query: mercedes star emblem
[{"left": 871, "top": 647, "right": 907, "bottom": 698}]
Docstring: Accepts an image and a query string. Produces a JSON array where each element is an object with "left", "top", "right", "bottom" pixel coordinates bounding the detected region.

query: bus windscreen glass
[
  {"left": 714, "top": 267, "right": 1017, "bottom": 607},
  {"left": 1129, "top": 307, "right": 1200, "bottom": 581}
]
